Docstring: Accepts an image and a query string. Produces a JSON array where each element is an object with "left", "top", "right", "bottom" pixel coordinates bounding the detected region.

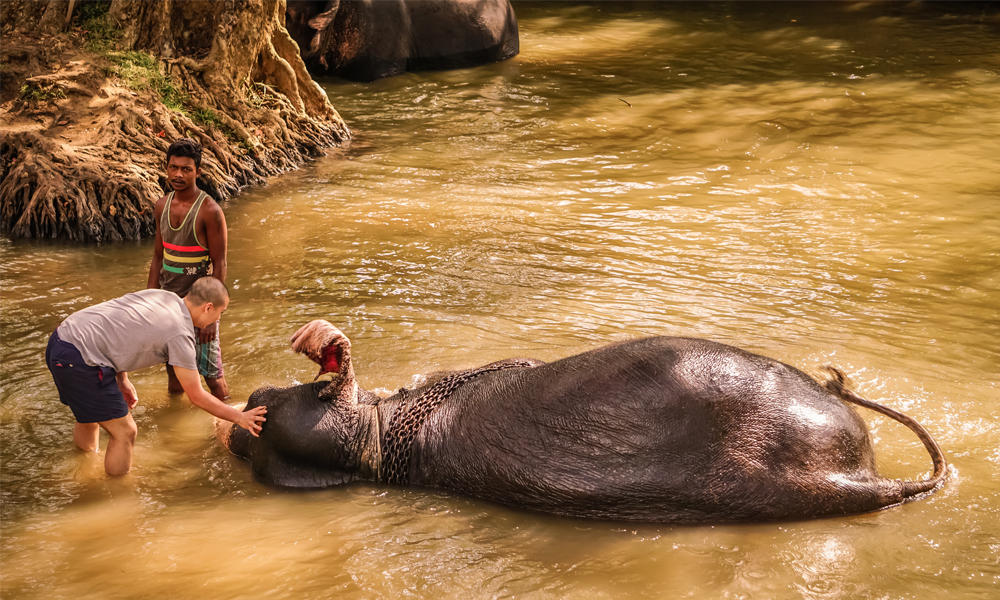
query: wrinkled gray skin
[
  {"left": 285, "top": 0, "right": 519, "bottom": 81},
  {"left": 219, "top": 321, "right": 947, "bottom": 523}
]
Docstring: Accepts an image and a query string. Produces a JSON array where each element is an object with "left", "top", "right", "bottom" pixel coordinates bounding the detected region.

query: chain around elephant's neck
[{"left": 379, "top": 360, "right": 535, "bottom": 485}]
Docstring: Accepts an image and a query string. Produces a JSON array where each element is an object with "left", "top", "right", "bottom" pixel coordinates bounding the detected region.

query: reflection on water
[{"left": 2, "top": 2, "right": 999, "bottom": 598}]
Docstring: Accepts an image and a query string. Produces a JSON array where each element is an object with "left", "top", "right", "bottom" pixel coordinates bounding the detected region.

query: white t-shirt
[{"left": 57, "top": 289, "right": 198, "bottom": 373}]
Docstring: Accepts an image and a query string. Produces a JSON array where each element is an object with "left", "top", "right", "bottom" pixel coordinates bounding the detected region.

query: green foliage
[
  {"left": 157, "top": 77, "right": 187, "bottom": 112},
  {"left": 77, "top": 0, "right": 112, "bottom": 22},
  {"left": 189, "top": 108, "right": 253, "bottom": 153},
  {"left": 73, "top": 1, "right": 251, "bottom": 152},
  {"left": 191, "top": 107, "right": 222, "bottom": 128},
  {"left": 104, "top": 51, "right": 156, "bottom": 87},
  {"left": 77, "top": 2, "right": 185, "bottom": 110},
  {"left": 103, "top": 51, "right": 187, "bottom": 111},
  {"left": 20, "top": 83, "right": 67, "bottom": 102},
  {"left": 79, "top": 1, "right": 118, "bottom": 53}
]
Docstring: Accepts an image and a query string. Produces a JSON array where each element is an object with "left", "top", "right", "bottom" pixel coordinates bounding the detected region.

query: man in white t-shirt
[{"left": 45, "top": 277, "right": 266, "bottom": 475}]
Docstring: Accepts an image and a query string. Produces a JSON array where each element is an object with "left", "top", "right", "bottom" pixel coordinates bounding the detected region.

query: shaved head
[{"left": 187, "top": 277, "right": 229, "bottom": 306}]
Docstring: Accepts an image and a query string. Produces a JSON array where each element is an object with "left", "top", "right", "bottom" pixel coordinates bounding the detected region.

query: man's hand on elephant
[
  {"left": 198, "top": 320, "right": 219, "bottom": 344},
  {"left": 237, "top": 405, "right": 268, "bottom": 437}
]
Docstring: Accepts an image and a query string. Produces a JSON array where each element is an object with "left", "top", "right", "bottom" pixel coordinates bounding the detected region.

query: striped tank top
[{"left": 158, "top": 190, "right": 212, "bottom": 296}]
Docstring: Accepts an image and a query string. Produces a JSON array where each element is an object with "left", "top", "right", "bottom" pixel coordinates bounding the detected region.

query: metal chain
[{"left": 380, "top": 360, "right": 534, "bottom": 485}]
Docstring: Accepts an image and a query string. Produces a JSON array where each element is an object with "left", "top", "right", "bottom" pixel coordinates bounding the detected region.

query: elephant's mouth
[{"left": 319, "top": 344, "right": 342, "bottom": 377}]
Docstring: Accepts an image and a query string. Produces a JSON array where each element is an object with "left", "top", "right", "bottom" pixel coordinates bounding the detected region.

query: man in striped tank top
[{"left": 147, "top": 139, "right": 230, "bottom": 401}]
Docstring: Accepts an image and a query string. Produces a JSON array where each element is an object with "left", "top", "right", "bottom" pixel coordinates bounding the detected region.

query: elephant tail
[{"left": 822, "top": 367, "right": 948, "bottom": 499}]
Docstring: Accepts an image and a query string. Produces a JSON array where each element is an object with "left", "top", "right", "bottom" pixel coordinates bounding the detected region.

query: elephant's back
[{"left": 408, "top": 336, "right": 885, "bottom": 522}]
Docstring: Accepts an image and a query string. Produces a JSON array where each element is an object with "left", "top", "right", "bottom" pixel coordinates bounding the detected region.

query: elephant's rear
[{"left": 409, "top": 337, "right": 923, "bottom": 522}]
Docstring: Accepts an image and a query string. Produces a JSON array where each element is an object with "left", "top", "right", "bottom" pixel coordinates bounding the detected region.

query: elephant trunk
[
  {"left": 291, "top": 319, "right": 358, "bottom": 404},
  {"left": 823, "top": 368, "right": 948, "bottom": 501}
]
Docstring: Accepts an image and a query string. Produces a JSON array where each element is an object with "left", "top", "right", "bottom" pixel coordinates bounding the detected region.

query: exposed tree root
[
  {"left": 1, "top": 0, "right": 351, "bottom": 243},
  {"left": 1, "top": 131, "right": 160, "bottom": 241}
]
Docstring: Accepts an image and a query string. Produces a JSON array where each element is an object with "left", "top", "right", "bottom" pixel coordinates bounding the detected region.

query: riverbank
[{"left": 0, "top": 3, "right": 350, "bottom": 242}]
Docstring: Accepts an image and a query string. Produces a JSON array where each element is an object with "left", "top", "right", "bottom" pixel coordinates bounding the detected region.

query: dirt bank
[{"left": 1, "top": 1, "right": 350, "bottom": 242}]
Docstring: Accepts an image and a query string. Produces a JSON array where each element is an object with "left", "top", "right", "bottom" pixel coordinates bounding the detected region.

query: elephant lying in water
[{"left": 218, "top": 321, "right": 947, "bottom": 523}]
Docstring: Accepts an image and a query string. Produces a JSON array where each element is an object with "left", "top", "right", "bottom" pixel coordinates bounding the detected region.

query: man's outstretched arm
[{"left": 173, "top": 366, "right": 265, "bottom": 436}]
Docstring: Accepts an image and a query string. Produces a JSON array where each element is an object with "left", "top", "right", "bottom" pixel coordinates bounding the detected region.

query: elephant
[
  {"left": 284, "top": 0, "right": 520, "bottom": 81},
  {"left": 217, "top": 320, "right": 948, "bottom": 523}
]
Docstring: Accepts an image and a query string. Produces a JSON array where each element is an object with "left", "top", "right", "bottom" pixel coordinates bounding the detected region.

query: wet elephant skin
[
  {"left": 220, "top": 326, "right": 947, "bottom": 524},
  {"left": 285, "top": 0, "right": 520, "bottom": 81}
]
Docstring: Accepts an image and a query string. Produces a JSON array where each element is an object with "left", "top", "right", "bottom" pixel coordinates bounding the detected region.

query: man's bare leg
[
  {"left": 99, "top": 413, "right": 137, "bottom": 475},
  {"left": 74, "top": 422, "right": 100, "bottom": 452},
  {"left": 166, "top": 364, "right": 184, "bottom": 394},
  {"left": 205, "top": 376, "right": 230, "bottom": 401}
]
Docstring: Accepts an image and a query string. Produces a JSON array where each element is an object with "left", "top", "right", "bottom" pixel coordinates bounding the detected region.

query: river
[{"left": 2, "top": 2, "right": 998, "bottom": 598}]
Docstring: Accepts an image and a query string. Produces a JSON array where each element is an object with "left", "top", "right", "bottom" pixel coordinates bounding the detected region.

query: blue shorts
[{"left": 46, "top": 330, "right": 128, "bottom": 424}]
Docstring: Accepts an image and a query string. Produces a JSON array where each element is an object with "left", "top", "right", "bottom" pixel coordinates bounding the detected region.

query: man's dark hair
[{"left": 166, "top": 138, "right": 202, "bottom": 169}]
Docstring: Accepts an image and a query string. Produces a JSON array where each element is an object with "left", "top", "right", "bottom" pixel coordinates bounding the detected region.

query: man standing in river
[
  {"left": 46, "top": 278, "right": 267, "bottom": 475},
  {"left": 147, "top": 138, "right": 230, "bottom": 400}
]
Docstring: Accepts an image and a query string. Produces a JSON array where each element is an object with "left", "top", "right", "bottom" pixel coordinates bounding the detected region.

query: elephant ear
[
  {"left": 291, "top": 320, "right": 351, "bottom": 380},
  {"left": 307, "top": 5, "right": 339, "bottom": 31}
]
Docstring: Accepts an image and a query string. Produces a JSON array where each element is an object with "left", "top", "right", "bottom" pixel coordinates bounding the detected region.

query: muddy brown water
[{"left": 2, "top": 3, "right": 998, "bottom": 598}]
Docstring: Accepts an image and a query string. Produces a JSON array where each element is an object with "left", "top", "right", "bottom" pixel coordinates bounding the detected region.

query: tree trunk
[{"left": 0, "top": 0, "right": 350, "bottom": 242}]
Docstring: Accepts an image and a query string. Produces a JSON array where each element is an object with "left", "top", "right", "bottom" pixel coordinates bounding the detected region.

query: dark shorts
[{"left": 46, "top": 330, "right": 128, "bottom": 424}]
